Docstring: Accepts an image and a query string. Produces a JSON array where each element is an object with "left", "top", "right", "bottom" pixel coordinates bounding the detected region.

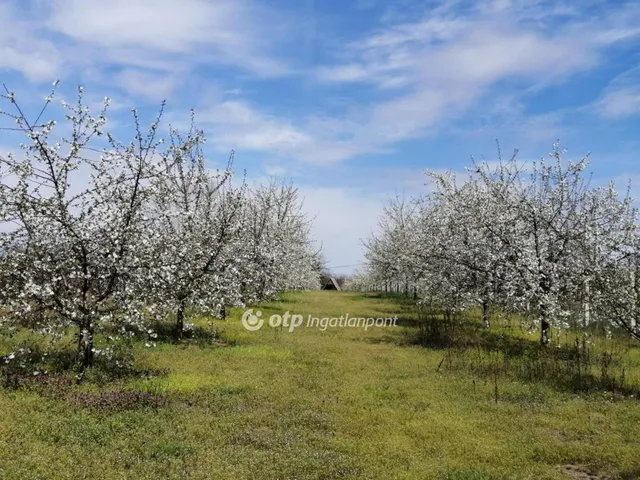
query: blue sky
[{"left": 1, "top": 0, "right": 640, "bottom": 272}]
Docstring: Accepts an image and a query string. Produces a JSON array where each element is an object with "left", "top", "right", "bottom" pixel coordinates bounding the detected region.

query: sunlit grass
[{"left": 1, "top": 291, "right": 639, "bottom": 479}]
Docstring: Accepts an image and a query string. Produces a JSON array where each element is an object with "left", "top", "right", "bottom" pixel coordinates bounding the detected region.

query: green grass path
[{"left": 1, "top": 291, "right": 639, "bottom": 479}]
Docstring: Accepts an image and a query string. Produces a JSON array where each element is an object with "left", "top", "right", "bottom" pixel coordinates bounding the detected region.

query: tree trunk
[
  {"left": 540, "top": 317, "right": 550, "bottom": 345},
  {"left": 240, "top": 281, "right": 247, "bottom": 305},
  {"left": 482, "top": 299, "right": 490, "bottom": 329},
  {"left": 539, "top": 283, "right": 551, "bottom": 345},
  {"left": 583, "top": 278, "right": 591, "bottom": 327},
  {"left": 632, "top": 266, "right": 639, "bottom": 335},
  {"left": 175, "top": 302, "right": 185, "bottom": 340},
  {"left": 78, "top": 321, "right": 94, "bottom": 370}
]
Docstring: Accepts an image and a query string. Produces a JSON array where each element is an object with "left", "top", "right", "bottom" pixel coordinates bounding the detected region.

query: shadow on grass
[
  {"left": 432, "top": 320, "right": 640, "bottom": 396},
  {"left": 6, "top": 372, "right": 168, "bottom": 412},
  {"left": 1, "top": 337, "right": 165, "bottom": 390},
  {"left": 147, "top": 320, "right": 220, "bottom": 345},
  {"left": 354, "top": 291, "right": 419, "bottom": 306},
  {"left": 377, "top": 308, "right": 640, "bottom": 397},
  {"left": 360, "top": 316, "right": 425, "bottom": 346},
  {"left": 100, "top": 318, "right": 222, "bottom": 346}
]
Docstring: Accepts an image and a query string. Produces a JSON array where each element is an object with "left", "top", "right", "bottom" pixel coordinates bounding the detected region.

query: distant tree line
[{"left": 350, "top": 144, "right": 640, "bottom": 343}]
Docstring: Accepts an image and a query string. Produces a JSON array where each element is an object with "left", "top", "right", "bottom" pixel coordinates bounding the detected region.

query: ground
[{"left": 0, "top": 291, "right": 639, "bottom": 479}]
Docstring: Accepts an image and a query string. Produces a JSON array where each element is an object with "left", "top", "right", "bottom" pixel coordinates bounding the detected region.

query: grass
[{"left": 1, "top": 291, "right": 639, "bottom": 479}]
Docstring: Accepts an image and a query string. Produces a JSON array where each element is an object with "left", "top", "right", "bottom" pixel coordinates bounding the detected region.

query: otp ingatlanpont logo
[{"left": 241, "top": 308, "right": 264, "bottom": 331}]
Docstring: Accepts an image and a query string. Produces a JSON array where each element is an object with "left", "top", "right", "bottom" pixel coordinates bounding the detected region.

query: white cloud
[
  {"left": 316, "top": 65, "right": 370, "bottom": 83},
  {"left": 0, "top": 0, "right": 293, "bottom": 84},
  {"left": 295, "top": 1, "right": 640, "bottom": 163},
  {"left": 195, "top": 19, "right": 593, "bottom": 164},
  {"left": 46, "top": 0, "right": 290, "bottom": 76},
  {"left": 0, "top": 7, "right": 60, "bottom": 81},
  {"left": 0, "top": 44, "right": 60, "bottom": 82},
  {"left": 113, "top": 69, "right": 180, "bottom": 101},
  {"left": 596, "top": 87, "right": 640, "bottom": 119},
  {"left": 188, "top": 100, "right": 391, "bottom": 164},
  {"left": 3, "top": 0, "right": 640, "bottom": 172},
  {"left": 49, "top": 0, "right": 237, "bottom": 53},
  {"left": 594, "top": 67, "right": 640, "bottom": 119},
  {"left": 173, "top": 0, "right": 638, "bottom": 166},
  {"left": 197, "top": 100, "right": 313, "bottom": 154}
]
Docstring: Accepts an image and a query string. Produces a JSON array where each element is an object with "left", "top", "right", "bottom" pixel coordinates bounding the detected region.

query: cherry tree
[
  {"left": 0, "top": 83, "right": 325, "bottom": 378},
  {"left": 586, "top": 188, "right": 639, "bottom": 339},
  {"left": 362, "top": 142, "right": 640, "bottom": 343},
  {"left": 362, "top": 195, "right": 424, "bottom": 295},
  {"left": 0, "top": 84, "right": 169, "bottom": 368},
  {"left": 237, "top": 180, "right": 320, "bottom": 303},
  {"left": 141, "top": 118, "right": 245, "bottom": 338},
  {"left": 471, "top": 147, "right": 622, "bottom": 343}
]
